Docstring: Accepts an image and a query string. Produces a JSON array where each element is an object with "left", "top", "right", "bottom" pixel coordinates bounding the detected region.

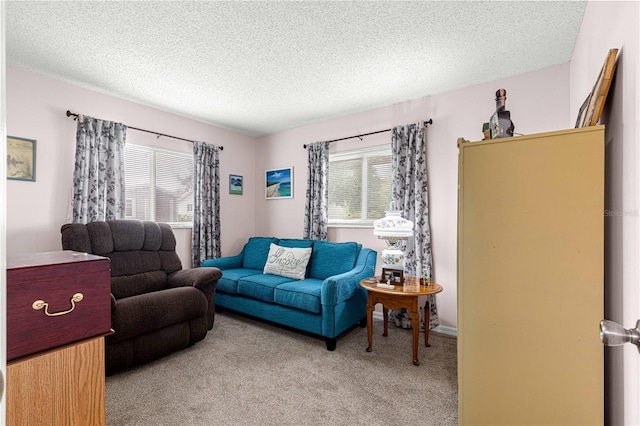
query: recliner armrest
[
  {"left": 168, "top": 267, "right": 222, "bottom": 330},
  {"left": 168, "top": 267, "right": 222, "bottom": 291}
]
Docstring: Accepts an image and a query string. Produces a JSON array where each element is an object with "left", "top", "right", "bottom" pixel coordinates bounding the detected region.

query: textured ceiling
[{"left": 6, "top": 1, "right": 587, "bottom": 137}]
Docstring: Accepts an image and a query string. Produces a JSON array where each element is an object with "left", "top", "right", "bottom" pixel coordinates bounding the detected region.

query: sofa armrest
[
  {"left": 168, "top": 267, "right": 222, "bottom": 330},
  {"left": 321, "top": 248, "right": 377, "bottom": 305},
  {"left": 200, "top": 253, "right": 244, "bottom": 270}
]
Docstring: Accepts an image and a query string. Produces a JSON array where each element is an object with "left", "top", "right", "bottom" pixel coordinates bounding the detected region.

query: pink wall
[
  {"left": 256, "top": 63, "right": 571, "bottom": 331},
  {"left": 6, "top": 66, "right": 257, "bottom": 266},
  {"left": 570, "top": 2, "right": 639, "bottom": 424},
  {"left": 7, "top": 60, "right": 573, "bottom": 333}
]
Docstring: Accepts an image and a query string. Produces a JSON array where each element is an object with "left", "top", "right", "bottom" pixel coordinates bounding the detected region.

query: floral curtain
[
  {"left": 303, "top": 141, "right": 330, "bottom": 240},
  {"left": 71, "top": 115, "right": 127, "bottom": 224},
  {"left": 391, "top": 122, "right": 439, "bottom": 330},
  {"left": 192, "top": 141, "right": 221, "bottom": 267}
]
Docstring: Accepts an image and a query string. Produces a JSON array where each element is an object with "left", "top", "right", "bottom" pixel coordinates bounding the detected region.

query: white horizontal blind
[
  {"left": 328, "top": 145, "right": 391, "bottom": 227},
  {"left": 124, "top": 144, "right": 193, "bottom": 226},
  {"left": 155, "top": 150, "right": 193, "bottom": 223},
  {"left": 124, "top": 145, "right": 152, "bottom": 220}
]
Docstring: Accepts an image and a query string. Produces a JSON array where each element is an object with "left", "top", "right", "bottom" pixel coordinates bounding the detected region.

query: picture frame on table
[
  {"left": 229, "top": 174, "right": 243, "bottom": 195},
  {"left": 265, "top": 167, "right": 293, "bottom": 199},
  {"left": 7, "top": 136, "right": 36, "bottom": 182},
  {"left": 381, "top": 268, "right": 404, "bottom": 285}
]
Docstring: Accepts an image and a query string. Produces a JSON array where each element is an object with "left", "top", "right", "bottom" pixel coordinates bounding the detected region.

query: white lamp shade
[
  {"left": 373, "top": 210, "right": 413, "bottom": 270},
  {"left": 373, "top": 211, "right": 414, "bottom": 238}
]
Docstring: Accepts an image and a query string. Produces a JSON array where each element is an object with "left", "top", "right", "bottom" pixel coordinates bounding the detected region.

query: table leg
[
  {"left": 366, "top": 300, "right": 374, "bottom": 353},
  {"left": 382, "top": 307, "right": 388, "bottom": 337},
  {"left": 424, "top": 299, "right": 431, "bottom": 347},
  {"left": 410, "top": 309, "right": 420, "bottom": 366}
]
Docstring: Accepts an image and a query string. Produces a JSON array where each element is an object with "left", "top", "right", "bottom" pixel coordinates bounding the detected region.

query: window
[
  {"left": 328, "top": 145, "right": 391, "bottom": 227},
  {"left": 124, "top": 144, "right": 193, "bottom": 227}
]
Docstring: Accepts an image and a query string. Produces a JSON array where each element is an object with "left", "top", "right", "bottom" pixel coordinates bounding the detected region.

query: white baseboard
[
  {"left": 371, "top": 311, "right": 458, "bottom": 337},
  {"left": 431, "top": 325, "right": 458, "bottom": 337}
]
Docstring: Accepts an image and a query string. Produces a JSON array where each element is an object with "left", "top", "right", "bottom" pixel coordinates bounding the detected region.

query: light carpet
[{"left": 106, "top": 311, "right": 458, "bottom": 425}]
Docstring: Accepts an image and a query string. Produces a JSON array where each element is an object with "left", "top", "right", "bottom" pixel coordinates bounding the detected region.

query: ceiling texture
[{"left": 6, "top": 1, "right": 587, "bottom": 137}]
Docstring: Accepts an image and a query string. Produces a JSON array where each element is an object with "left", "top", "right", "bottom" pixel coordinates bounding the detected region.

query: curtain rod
[
  {"left": 66, "top": 110, "right": 223, "bottom": 150},
  {"left": 302, "top": 118, "right": 432, "bottom": 148}
]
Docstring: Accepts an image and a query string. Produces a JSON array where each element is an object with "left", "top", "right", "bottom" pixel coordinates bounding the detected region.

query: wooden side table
[{"left": 359, "top": 277, "right": 443, "bottom": 366}]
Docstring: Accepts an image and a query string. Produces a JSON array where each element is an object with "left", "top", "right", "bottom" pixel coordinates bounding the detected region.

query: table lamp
[{"left": 373, "top": 210, "right": 413, "bottom": 282}]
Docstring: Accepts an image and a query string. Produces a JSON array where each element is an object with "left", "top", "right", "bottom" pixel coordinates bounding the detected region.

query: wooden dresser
[
  {"left": 6, "top": 251, "right": 111, "bottom": 426},
  {"left": 457, "top": 127, "right": 604, "bottom": 424}
]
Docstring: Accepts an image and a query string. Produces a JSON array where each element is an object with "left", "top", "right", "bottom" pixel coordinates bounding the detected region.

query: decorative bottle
[{"left": 489, "top": 88, "right": 515, "bottom": 139}]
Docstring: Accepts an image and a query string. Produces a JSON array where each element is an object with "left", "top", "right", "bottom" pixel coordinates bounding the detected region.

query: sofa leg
[
  {"left": 325, "top": 338, "right": 336, "bottom": 351},
  {"left": 359, "top": 317, "right": 367, "bottom": 328}
]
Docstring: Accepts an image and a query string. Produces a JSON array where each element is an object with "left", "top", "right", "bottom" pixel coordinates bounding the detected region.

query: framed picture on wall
[
  {"left": 229, "top": 174, "right": 243, "bottom": 195},
  {"left": 265, "top": 167, "right": 293, "bottom": 199},
  {"left": 7, "top": 136, "right": 36, "bottom": 182}
]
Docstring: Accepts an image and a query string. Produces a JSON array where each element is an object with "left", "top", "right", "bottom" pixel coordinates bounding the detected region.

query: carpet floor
[{"left": 106, "top": 311, "right": 458, "bottom": 425}]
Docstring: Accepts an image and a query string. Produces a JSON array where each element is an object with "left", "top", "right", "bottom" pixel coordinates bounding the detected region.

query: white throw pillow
[{"left": 263, "top": 243, "right": 312, "bottom": 280}]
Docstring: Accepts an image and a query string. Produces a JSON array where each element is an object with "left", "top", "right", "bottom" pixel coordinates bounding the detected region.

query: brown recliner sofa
[{"left": 61, "top": 219, "right": 222, "bottom": 375}]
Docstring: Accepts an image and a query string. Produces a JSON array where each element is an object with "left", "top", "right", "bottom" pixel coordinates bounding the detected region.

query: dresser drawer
[{"left": 7, "top": 251, "right": 111, "bottom": 361}]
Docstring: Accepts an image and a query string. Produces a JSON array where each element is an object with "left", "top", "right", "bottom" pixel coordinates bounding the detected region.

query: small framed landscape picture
[
  {"left": 265, "top": 167, "right": 293, "bottom": 199},
  {"left": 7, "top": 136, "right": 36, "bottom": 182},
  {"left": 229, "top": 174, "right": 243, "bottom": 195}
]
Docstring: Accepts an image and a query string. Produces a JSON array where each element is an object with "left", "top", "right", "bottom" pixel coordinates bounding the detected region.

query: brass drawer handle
[{"left": 32, "top": 293, "right": 84, "bottom": 317}]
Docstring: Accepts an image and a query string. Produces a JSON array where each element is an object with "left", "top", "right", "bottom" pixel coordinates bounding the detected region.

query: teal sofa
[{"left": 200, "top": 237, "right": 376, "bottom": 350}]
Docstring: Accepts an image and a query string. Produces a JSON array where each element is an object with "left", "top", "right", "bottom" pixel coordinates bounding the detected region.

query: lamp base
[{"left": 381, "top": 246, "right": 404, "bottom": 269}]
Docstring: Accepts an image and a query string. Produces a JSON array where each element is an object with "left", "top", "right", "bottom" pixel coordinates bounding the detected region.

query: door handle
[{"left": 600, "top": 319, "right": 640, "bottom": 352}]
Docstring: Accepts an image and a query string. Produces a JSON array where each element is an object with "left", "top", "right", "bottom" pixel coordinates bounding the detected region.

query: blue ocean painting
[{"left": 266, "top": 168, "right": 292, "bottom": 198}]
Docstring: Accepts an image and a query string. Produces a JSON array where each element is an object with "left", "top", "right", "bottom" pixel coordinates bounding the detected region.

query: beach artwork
[{"left": 265, "top": 167, "right": 293, "bottom": 199}]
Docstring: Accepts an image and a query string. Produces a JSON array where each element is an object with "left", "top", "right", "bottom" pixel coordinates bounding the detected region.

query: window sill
[
  {"left": 329, "top": 221, "right": 374, "bottom": 229},
  {"left": 168, "top": 223, "right": 193, "bottom": 230}
]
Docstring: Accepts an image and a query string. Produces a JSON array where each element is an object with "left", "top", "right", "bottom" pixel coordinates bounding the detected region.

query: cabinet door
[
  {"left": 458, "top": 127, "right": 604, "bottom": 425},
  {"left": 6, "top": 337, "right": 106, "bottom": 426}
]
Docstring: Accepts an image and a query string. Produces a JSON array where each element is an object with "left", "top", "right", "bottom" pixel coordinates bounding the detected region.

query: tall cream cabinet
[{"left": 457, "top": 126, "right": 604, "bottom": 425}]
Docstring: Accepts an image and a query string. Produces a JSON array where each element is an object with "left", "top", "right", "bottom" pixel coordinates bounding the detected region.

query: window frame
[
  {"left": 328, "top": 144, "right": 391, "bottom": 229},
  {"left": 124, "top": 142, "right": 193, "bottom": 229}
]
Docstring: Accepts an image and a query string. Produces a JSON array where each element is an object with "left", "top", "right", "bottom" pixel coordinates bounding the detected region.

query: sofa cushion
[
  {"left": 273, "top": 279, "right": 323, "bottom": 314},
  {"left": 263, "top": 243, "right": 312, "bottom": 280},
  {"left": 309, "top": 241, "right": 359, "bottom": 280},
  {"left": 217, "top": 268, "right": 262, "bottom": 294},
  {"left": 278, "top": 238, "right": 314, "bottom": 249},
  {"left": 237, "top": 273, "right": 294, "bottom": 303},
  {"left": 242, "top": 237, "right": 279, "bottom": 270}
]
